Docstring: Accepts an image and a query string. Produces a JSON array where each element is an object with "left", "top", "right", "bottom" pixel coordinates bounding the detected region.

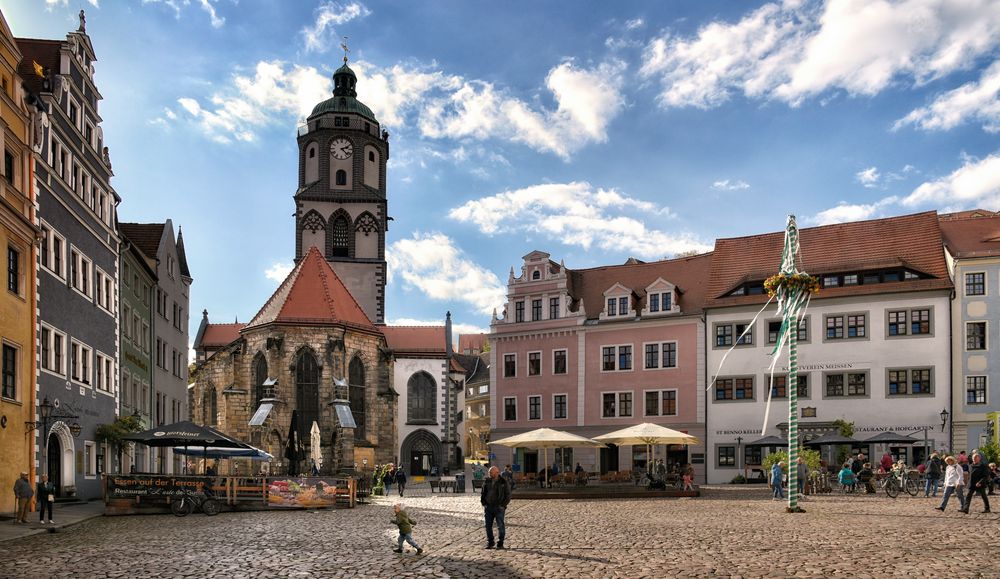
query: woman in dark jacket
[{"left": 37, "top": 474, "right": 56, "bottom": 524}]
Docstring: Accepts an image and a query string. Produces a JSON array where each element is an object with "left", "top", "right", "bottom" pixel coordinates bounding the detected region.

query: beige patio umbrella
[
  {"left": 594, "top": 423, "right": 700, "bottom": 475},
  {"left": 491, "top": 428, "right": 605, "bottom": 487}
]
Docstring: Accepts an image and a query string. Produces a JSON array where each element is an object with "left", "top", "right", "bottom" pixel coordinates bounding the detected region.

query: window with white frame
[
  {"left": 553, "top": 394, "right": 567, "bottom": 419},
  {"left": 966, "top": 376, "right": 986, "bottom": 405},
  {"left": 528, "top": 395, "right": 541, "bottom": 420},
  {"left": 644, "top": 389, "right": 677, "bottom": 416},
  {"left": 602, "top": 391, "right": 633, "bottom": 417},
  {"left": 967, "top": 322, "right": 986, "bottom": 350},
  {"left": 644, "top": 342, "right": 677, "bottom": 370},
  {"left": 503, "top": 353, "right": 516, "bottom": 378},
  {"left": 887, "top": 368, "right": 933, "bottom": 396},
  {"left": 503, "top": 397, "right": 517, "bottom": 421},
  {"left": 965, "top": 272, "right": 985, "bottom": 296},
  {"left": 528, "top": 351, "right": 541, "bottom": 376},
  {"left": 95, "top": 352, "right": 113, "bottom": 393},
  {"left": 553, "top": 349, "right": 567, "bottom": 375},
  {"left": 715, "top": 322, "right": 753, "bottom": 347},
  {"left": 2, "top": 342, "right": 18, "bottom": 400},
  {"left": 70, "top": 250, "right": 92, "bottom": 297},
  {"left": 122, "top": 304, "right": 131, "bottom": 340},
  {"left": 84, "top": 441, "right": 95, "bottom": 477},
  {"left": 648, "top": 291, "right": 672, "bottom": 313},
  {"left": 601, "top": 344, "right": 633, "bottom": 371}
]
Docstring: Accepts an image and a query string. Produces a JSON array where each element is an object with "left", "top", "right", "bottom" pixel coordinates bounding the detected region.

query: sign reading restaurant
[{"left": 107, "top": 476, "right": 208, "bottom": 498}]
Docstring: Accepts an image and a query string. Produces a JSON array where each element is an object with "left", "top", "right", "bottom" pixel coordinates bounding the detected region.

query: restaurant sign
[{"left": 107, "top": 475, "right": 209, "bottom": 498}]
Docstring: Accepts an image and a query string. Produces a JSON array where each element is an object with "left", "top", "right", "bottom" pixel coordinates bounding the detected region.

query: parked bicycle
[
  {"left": 880, "top": 469, "right": 918, "bottom": 498},
  {"left": 170, "top": 489, "right": 220, "bottom": 517}
]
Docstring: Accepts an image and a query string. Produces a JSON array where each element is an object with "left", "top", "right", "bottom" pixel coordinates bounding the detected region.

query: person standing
[
  {"left": 37, "top": 474, "right": 55, "bottom": 524},
  {"left": 481, "top": 466, "right": 511, "bottom": 549},
  {"left": 796, "top": 457, "right": 808, "bottom": 499},
  {"left": 383, "top": 465, "right": 395, "bottom": 494},
  {"left": 961, "top": 454, "right": 991, "bottom": 514},
  {"left": 770, "top": 461, "right": 784, "bottom": 500},
  {"left": 936, "top": 456, "right": 965, "bottom": 512},
  {"left": 395, "top": 468, "right": 407, "bottom": 497},
  {"left": 13, "top": 471, "right": 33, "bottom": 524},
  {"left": 501, "top": 464, "right": 515, "bottom": 491},
  {"left": 924, "top": 453, "right": 943, "bottom": 497}
]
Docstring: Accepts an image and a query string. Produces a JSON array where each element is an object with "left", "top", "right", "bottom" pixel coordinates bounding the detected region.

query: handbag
[{"left": 48, "top": 494, "right": 55, "bottom": 503}]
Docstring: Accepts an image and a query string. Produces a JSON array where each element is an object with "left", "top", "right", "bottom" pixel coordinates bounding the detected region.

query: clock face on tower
[{"left": 331, "top": 138, "right": 353, "bottom": 160}]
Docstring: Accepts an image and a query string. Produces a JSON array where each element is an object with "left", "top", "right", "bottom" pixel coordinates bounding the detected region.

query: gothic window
[
  {"left": 253, "top": 354, "right": 268, "bottom": 406},
  {"left": 295, "top": 349, "right": 320, "bottom": 439},
  {"left": 355, "top": 214, "right": 378, "bottom": 237},
  {"left": 335, "top": 170, "right": 347, "bottom": 186},
  {"left": 330, "top": 215, "right": 349, "bottom": 257},
  {"left": 407, "top": 372, "right": 436, "bottom": 424},
  {"left": 203, "top": 386, "right": 217, "bottom": 426},
  {"left": 349, "top": 356, "right": 366, "bottom": 439},
  {"left": 301, "top": 211, "right": 325, "bottom": 233}
]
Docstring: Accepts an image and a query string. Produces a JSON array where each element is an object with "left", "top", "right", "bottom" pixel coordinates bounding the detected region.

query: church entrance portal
[{"left": 400, "top": 429, "right": 441, "bottom": 477}]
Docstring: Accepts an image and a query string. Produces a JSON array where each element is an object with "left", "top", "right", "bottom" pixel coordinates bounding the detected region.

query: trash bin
[{"left": 455, "top": 473, "right": 466, "bottom": 493}]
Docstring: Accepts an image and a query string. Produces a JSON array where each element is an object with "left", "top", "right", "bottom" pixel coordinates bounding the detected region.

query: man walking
[
  {"left": 481, "top": 466, "right": 511, "bottom": 549},
  {"left": 961, "top": 453, "right": 991, "bottom": 513},
  {"left": 770, "top": 461, "right": 784, "bottom": 500},
  {"left": 924, "top": 452, "right": 943, "bottom": 497},
  {"left": 13, "top": 471, "right": 33, "bottom": 524}
]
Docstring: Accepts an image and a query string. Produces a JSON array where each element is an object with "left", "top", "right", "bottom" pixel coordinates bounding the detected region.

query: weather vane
[{"left": 340, "top": 36, "right": 349, "bottom": 64}]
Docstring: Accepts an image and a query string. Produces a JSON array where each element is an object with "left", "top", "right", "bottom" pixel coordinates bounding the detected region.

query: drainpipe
[{"left": 948, "top": 285, "right": 955, "bottom": 454}]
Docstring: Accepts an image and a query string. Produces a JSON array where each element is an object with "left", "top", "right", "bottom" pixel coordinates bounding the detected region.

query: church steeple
[{"left": 333, "top": 36, "right": 357, "bottom": 97}]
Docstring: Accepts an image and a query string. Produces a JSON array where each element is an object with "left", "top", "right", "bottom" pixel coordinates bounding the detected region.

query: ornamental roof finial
[{"left": 340, "top": 36, "right": 349, "bottom": 64}]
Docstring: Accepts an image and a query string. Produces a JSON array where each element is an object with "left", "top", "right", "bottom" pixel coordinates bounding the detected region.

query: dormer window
[
  {"left": 601, "top": 283, "right": 633, "bottom": 319},
  {"left": 649, "top": 292, "right": 671, "bottom": 312},
  {"left": 606, "top": 296, "right": 628, "bottom": 316}
]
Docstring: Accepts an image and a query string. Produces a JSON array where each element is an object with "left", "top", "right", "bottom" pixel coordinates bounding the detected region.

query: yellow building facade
[{"left": 0, "top": 10, "right": 38, "bottom": 513}]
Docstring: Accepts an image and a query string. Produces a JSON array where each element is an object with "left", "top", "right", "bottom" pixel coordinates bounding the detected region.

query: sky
[{"left": 4, "top": 0, "right": 1000, "bottom": 345}]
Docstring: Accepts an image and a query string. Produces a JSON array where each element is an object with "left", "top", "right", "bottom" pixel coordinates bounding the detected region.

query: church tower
[{"left": 295, "top": 48, "right": 388, "bottom": 324}]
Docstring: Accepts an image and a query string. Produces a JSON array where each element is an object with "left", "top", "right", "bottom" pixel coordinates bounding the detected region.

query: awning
[
  {"left": 173, "top": 445, "right": 273, "bottom": 460},
  {"left": 249, "top": 403, "right": 274, "bottom": 426}
]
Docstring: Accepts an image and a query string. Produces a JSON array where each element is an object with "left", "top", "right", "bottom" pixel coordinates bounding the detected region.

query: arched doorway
[
  {"left": 47, "top": 435, "right": 61, "bottom": 496},
  {"left": 400, "top": 429, "right": 442, "bottom": 477},
  {"left": 47, "top": 421, "right": 75, "bottom": 495}
]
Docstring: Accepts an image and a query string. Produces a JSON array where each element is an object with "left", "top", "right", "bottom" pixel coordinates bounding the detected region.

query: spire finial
[
  {"left": 340, "top": 36, "right": 349, "bottom": 64},
  {"left": 78, "top": 9, "right": 86, "bottom": 33}
]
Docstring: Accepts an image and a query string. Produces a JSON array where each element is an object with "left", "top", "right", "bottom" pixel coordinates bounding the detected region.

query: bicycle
[
  {"left": 880, "top": 470, "right": 918, "bottom": 498},
  {"left": 170, "top": 489, "right": 220, "bottom": 517}
]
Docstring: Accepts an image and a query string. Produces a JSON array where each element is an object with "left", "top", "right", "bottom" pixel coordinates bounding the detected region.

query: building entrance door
[
  {"left": 47, "top": 436, "right": 61, "bottom": 497},
  {"left": 600, "top": 444, "right": 619, "bottom": 474},
  {"left": 410, "top": 451, "right": 432, "bottom": 476}
]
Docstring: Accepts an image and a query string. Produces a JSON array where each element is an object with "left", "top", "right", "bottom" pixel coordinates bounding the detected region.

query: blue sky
[{"left": 6, "top": 0, "right": 1000, "bottom": 342}]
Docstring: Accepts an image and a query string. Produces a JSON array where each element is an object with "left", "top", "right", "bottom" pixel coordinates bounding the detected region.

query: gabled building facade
[
  {"left": 491, "top": 250, "right": 711, "bottom": 480},
  {"left": 705, "top": 212, "right": 953, "bottom": 484},
  {"left": 939, "top": 210, "right": 1000, "bottom": 451},
  {"left": 0, "top": 8, "right": 40, "bottom": 513},
  {"left": 19, "top": 15, "right": 120, "bottom": 500}
]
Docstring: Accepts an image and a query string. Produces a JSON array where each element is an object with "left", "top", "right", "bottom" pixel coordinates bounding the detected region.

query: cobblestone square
[{"left": 4, "top": 486, "right": 999, "bottom": 578}]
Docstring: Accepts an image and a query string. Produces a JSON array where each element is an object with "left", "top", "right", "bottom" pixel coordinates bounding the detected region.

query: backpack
[{"left": 927, "top": 457, "right": 942, "bottom": 477}]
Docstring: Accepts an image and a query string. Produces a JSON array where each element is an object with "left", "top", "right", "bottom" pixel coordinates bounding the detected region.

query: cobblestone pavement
[{"left": 4, "top": 485, "right": 999, "bottom": 578}]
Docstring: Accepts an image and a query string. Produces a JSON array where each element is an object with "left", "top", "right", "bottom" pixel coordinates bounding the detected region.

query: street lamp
[
  {"left": 25, "top": 396, "right": 81, "bottom": 477},
  {"left": 939, "top": 408, "right": 949, "bottom": 432}
]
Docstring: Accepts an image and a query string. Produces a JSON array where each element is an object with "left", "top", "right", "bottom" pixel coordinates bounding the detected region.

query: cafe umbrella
[
  {"left": 121, "top": 420, "right": 253, "bottom": 474},
  {"left": 310, "top": 421, "right": 323, "bottom": 474},
  {"left": 593, "top": 423, "right": 700, "bottom": 476},
  {"left": 285, "top": 410, "right": 302, "bottom": 476},
  {"left": 490, "top": 428, "right": 605, "bottom": 488}
]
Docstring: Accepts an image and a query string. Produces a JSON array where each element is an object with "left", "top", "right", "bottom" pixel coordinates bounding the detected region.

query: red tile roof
[
  {"left": 381, "top": 325, "right": 446, "bottom": 356},
  {"left": 569, "top": 251, "right": 714, "bottom": 318},
  {"left": 939, "top": 211, "right": 1000, "bottom": 258},
  {"left": 199, "top": 323, "right": 245, "bottom": 348},
  {"left": 458, "top": 333, "right": 488, "bottom": 353},
  {"left": 706, "top": 211, "right": 952, "bottom": 307},
  {"left": 246, "top": 247, "right": 376, "bottom": 331},
  {"left": 119, "top": 223, "right": 165, "bottom": 261}
]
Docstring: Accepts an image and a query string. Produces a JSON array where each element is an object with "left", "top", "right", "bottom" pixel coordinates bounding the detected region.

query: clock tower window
[
  {"left": 330, "top": 215, "right": 350, "bottom": 257},
  {"left": 335, "top": 170, "right": 347, "bottom": 186}
]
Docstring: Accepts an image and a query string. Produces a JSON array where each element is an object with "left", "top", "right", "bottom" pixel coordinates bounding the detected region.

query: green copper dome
[{"left": 309, "top": 61, "right": 378, "bottom": 123}]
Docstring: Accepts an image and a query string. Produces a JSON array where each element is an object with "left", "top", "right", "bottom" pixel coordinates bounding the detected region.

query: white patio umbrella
[
  {"left": 593, "top": 423, "right": 700, "bottom": 476},
  {"left": 491, "top": 428, "right": 605, "bottom": 487},
  {"left": 310, "top": 421, "right": 322, "bottom": 474}
]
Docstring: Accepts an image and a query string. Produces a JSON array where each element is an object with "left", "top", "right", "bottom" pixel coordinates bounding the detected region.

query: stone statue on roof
[{"left": 79, "top": 10, "right": 86, "bottom": 33}]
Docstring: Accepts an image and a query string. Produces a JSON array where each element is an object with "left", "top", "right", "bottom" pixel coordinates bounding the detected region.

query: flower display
[{"left": 764, "top": 273, "right": 820, "bottom": 297}]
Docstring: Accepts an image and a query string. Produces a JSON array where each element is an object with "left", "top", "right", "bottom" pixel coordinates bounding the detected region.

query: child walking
[{"left": 391, "top": 504, "right": 423, "bottom": 555}]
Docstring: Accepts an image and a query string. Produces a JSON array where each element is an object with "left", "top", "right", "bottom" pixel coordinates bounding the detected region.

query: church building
[{"left": 191, "top": 53, "right": 466, "bottom": 475}]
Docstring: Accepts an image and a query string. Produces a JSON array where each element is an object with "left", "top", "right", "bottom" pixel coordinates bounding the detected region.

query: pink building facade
[{"left": 490, "top": 251, "right": 710, "bottom": 482}]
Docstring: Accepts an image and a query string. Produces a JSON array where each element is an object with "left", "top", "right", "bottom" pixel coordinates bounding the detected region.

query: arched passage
[
  {"left": 47, "top": 421, "right": 75, "bottom": 495},
  {"left": 400, "top": 428, "right": 442, "bottom": 477}
]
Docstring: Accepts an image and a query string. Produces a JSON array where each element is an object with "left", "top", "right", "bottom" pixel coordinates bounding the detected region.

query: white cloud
[
  {"left": 902, "top": 152, "right": 1000, "bottom": 208},
  {"left": 449, "top": 182, "right": 711, "bottom": 259},
  {"left": 388, "top": 318, "right": 490, "bottom": 336},
  {"left": 302, "top": 2, "right": 372, "bottom": 53},
  {"left": 173, "top": 57, "right": 625, "bottom": 157},
  {"left": 805, "top": 195, "right": 899, "bottom": 225},
  {"left": 711, "top": 179, "right": 750, "bottom": 191},
  {"left": 855, "top": 167, "right": 880, "bottom": 188},
  {"left": 640, "top": 0, "right": 1000, "bottom": 109},
  {"left": 264, "top": 261, "right": 294, "bottom": 283},
  {"left": 895, "top": 59, "right": 1000, "bottom": 133},
  {"left": 625, "top": 18, "right": 645, "bottom": 31},
  {"left": 141, "top": 0, "right": 224, "bottom": 26},
  {"left": 386, "top": 233, "right": 506, "bottom": 315},
  {"left": 46, "top": 0, "right": 99, "bottom": 8}
]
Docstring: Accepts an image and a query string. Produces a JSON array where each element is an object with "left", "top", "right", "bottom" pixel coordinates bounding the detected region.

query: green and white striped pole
[{"left": 788, "top": 311, "right": 800, "bottom": 512}]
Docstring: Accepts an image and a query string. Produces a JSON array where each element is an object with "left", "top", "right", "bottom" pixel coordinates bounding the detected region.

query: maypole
[{"left": 763, "top": 216, "right": 818, "bottom": 514}]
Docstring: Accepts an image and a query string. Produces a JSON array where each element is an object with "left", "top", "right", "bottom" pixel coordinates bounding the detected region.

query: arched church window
[
  {"left": 331, "top": 216, "right": 349, "bottom": 257},
  {"left": 204, "top": 386, "right": 217, "bottom": 426},
  {"left": 407, "top": 372, "right": 436, "bottom": 423},
  {"left": 368, "top": 151, "right": 375, "bottom": 162},
  {"left": 301, "top": 211, "right": 325, "bottom": 234},
  {"left": 309, "top": 147, "right": 316, "bottom": 158},
  {"left": 335, "top": 170, "right": 347, "bottom": 186},
  {"left": 253, "top": 353, "right": 268, "bottom": 406},
  {"left": 349, "top": 357, "right": 366, "bottom": 439},
  {"left": 295, "top": 350, "right": 320, "bottom": 439},
  {"left": 355, "top": 213, "right": 378, "bottom": 237}
]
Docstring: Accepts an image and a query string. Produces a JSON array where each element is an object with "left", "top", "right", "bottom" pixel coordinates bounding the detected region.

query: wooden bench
[{"left": 471, "top": 478, "right": 485, "bottom": 491}]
